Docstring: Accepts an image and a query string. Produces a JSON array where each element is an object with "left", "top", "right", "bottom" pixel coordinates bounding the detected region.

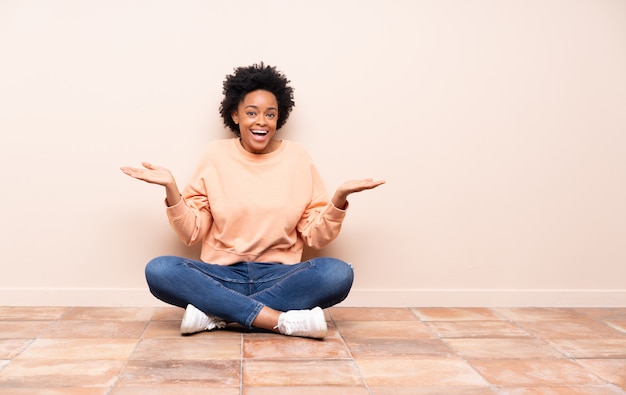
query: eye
[
  {"left": 266, "top": 113, "right": 276, "bottom": 119},
  {"left": 246, "top": 111, "right": 256, "bottom": 117}
]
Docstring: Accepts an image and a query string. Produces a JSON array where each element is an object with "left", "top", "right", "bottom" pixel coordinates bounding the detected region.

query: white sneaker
[
  {"left": 180, "top": 304, "right": 226, "bottom": 335},
  {"left": 276, "top": 306, "right": 327, "bottom": 339}
]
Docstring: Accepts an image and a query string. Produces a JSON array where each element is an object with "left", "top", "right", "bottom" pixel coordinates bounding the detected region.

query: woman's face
[{"left": 232, "top": 90, "right": 280, "bottom": 154}]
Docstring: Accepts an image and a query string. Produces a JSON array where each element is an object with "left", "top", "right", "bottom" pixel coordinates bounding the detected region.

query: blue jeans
[{"left": 145, "top": 256, "right": 354, "bottom": 328}]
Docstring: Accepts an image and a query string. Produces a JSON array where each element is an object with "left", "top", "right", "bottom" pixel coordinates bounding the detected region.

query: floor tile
[
  {"left": 41, "top": 320, "right": 148, "bottom": 339},
  {"left": 243, "top": 360, "right": 363, "bottom": 386},
  {"left": 329, "top": 307, "right": 419, "bottom": 321},
  {"left": 151, "top": 306, "right": 184, "bottom": 321},
  {"left": 243, "top": 336, "right": 350, "bottom": 359},
  {"left": 427, "top": 320, "right": 530, "bottom": 338},
  {"left": 346, "top": 338, "right": 455, "bottom": 359},
  {"left": 334, "top": 320, "right": 436, "bottom": 339},
  {"left": 0, "top": 321, "right": 54, "bottom": 339},
  {"left": 1, "top": 305, "right": 625, "bottom": 392},
  {"left": 0, "top": 339, "right": 32, "bottom": 359},
  {"left": 356, "top": 358, "right": 488, "bottom": 386},
  {"left": 62, "top": 307, "right": 155, "bottom": 321},
  {"left": 547, "top": 338, "right": 626, "bottom": 358},
  {"left": 0, "top": 307, "right": 68, "bottom": 321},
  {"left": 494, "top": 308, "right": 588, "bottom": 321},
  {"left": 244, "top": 386, "right": 370, "bottom": 395},
  {"left": 368, "top": 386, "right": 496, "bottom": 394},
  {"left": 575, "top": 359, "right": 626, "bottom": 389},
  {"left": 116, "top": 359, "right": 240, "bottom": 387},
  {"left": 0, "top": 389, "right": 108, "bottom": 395},
  {"left": 140, "top": 320, "right": 186, "bottom": 338},
  {"left": 412, "top": 307, "right": 502, "bottom": 321},
  {"left": 0, "top": 359, "right": 124, "bottom": 387},
  {"left": 142, "top": 320, "right": 247, "bottom": 339},
  {"left": 15, "top": 339, "right": 137, "bottom": 360},
  {"left": 493, "top": 385, "right": 625, "bottom": 394},
  {"left": 470, "top": 359, "right": 605, "bottom": 386},
  {"left": 445, "top": 338, "right": 566, "bottom": 359},
  {"left": 575, "top": 308, "right": 626, "bottom": 321},
  {"left": 516, "top": 319, "right": 625, "bottom": 339},
  {"left": 605, "top": 320, "right": 626, "bottom": 334},
  {"left": 130, "top": 337, "right": 241, "bottom": 360},
  {"left": 111, "top": 388, "right": 239, "bottom": 395}
]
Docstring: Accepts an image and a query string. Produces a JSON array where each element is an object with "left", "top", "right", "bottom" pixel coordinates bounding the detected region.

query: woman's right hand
[
  {"left": 120, "top": 162, "right": 182, "bottom": 206},
  {"left": 120, "top": 162, "right": 174, "bottom": 186}
]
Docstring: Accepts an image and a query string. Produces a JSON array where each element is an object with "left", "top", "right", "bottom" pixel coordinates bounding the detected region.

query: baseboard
[{"left": 1, "top": 287, "right": 625, "bottom": 307}]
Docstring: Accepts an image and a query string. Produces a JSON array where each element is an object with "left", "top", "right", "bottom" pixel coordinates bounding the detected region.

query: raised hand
[
  {"left": 120, "top": 162, "right": 182, "bottom": 206},
  {"left": 120, "top": 162, "right": 175, "bottom": 187},
  {"left": 332, "top": 178, "right": 385, "bottom": 209}
]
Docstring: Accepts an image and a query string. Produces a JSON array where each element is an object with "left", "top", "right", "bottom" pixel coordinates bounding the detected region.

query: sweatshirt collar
[{"left": 232, "top": 137, "right": 286, "bottom": 161}]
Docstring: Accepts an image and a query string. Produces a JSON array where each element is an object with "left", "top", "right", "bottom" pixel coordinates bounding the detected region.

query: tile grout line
[
  {"left": 105, "top": 307, "right": 155, "bottom": 394},
  {"left": 329, "top": 309, "right": 374, "bottom": 395},
  {"left": 424, "top": 307, "right": 514, "bottom": 394},
  {"left": 570, "top": 308, "right": 626, "bottom": 392},
  {"left": 0, "top": 307, "right": 71, "bottom": 374},
  {"left": 239, "top": 332, "right": 244, "bottom": 395},
  {"left": 408, "top": 304, "right": 493, "bottom": 389}
]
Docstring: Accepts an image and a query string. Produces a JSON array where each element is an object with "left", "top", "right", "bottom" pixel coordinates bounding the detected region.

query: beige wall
[{"left": 1, "top": 0, "right": 625, "bottom": 307}]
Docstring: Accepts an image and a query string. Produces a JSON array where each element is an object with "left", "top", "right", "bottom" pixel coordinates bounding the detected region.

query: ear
[{"left": 231, "top": 111, "right": 239, "bottom": 125}]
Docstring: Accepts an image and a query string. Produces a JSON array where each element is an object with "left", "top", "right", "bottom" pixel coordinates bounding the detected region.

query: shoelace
[
  {"left": 284, "top": 320, "right": 305, "bottom": 334},
  {"left": 280, "top": 314, "right": 309, "bottom": 335},
  {"left": 209, "top": 316, "right": 227, "bottom": 329}
]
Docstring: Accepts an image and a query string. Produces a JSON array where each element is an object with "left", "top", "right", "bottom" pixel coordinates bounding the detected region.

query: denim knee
[
  {"left": 144, "top": 256, "right": 177, "bottom": 288},
  {"left": 145, "top": 256, "right": 161, "bottom": 285},
  {"left": 316, "top": 257, "right": 354, "bottom": 291},
  {"left": 313, "top": 257, "right": 354, "bottom": 307}
]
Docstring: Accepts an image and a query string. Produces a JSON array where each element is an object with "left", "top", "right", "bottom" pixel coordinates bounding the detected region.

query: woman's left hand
[{"left": 332, "top": 178, "right": 385, "bottom": 209}]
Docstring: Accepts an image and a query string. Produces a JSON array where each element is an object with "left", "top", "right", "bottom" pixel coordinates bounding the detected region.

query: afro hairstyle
[{"left": 219, "top": 62, "right": 295, "bottom": 136}]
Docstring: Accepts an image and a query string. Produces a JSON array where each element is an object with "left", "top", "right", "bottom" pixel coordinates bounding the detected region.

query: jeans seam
[
  {"left": 185, "top": 260, "right": 249, "bottom": 284},
  {"left": 249, "top": 261, "right": 313, "bottom": 300},
  {"left": 185, "top": 260, "right": 264, "bottom": 328}
]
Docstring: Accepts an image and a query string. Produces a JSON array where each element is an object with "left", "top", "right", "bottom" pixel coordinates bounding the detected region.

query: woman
[{"left": 121, "top": 63, "right": 384, "bottom": 339}]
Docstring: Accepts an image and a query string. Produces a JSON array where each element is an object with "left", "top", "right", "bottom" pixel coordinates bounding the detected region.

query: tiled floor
[{"left": 0, "top": 306, "right": 625, "bottom": 394}]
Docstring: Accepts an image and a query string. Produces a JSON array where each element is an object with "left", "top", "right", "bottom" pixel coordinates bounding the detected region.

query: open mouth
[{"left": 251, "top": 130, "right": 268, "bottom": 137}]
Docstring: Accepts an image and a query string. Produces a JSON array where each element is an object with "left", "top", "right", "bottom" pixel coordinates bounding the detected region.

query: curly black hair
[{"left": 219, "top": 62, "right": 295, "bottom": 136}]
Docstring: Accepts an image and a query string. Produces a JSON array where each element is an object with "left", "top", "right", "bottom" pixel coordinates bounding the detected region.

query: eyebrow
[{"left": 244, "top": 105, "right": 278, "bottom": 111}]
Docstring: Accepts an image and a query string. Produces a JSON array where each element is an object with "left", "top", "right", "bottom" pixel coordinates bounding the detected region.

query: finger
[
  {"left": 359, "top": 180, "right": 385, "bottom": 190},
  {"left": 121, "top": 168, "right": 145, "bottom": 180},
  {"left": 120, "top": 166, "right": 140, "bottom": 175},
  {"left": 358, "top": 179, "right": 384, "bottom": 186}
]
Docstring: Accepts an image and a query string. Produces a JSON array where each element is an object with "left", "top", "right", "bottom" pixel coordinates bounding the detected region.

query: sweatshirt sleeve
[
  {"left": 297, "top": 164, "right": 347, "bottom": 249},
  {"left": 165, "top": 163, "right": 214, "bottom": 246}
]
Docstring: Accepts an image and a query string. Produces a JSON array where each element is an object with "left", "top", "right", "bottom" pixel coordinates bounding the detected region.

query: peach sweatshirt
[{"left": 166, "top": 138, "right": 347, "bottom": 265}]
